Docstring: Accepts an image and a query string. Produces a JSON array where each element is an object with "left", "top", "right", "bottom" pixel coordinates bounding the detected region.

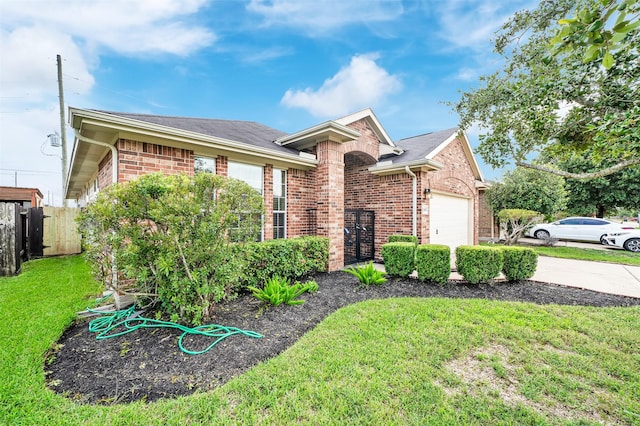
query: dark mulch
[{"left": 46, "top": 272, "right": 640, "bottom": 404}]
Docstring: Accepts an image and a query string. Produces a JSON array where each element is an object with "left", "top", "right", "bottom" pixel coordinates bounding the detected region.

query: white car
[
  {"left": 527, "top": 217, "right": 635, "bottom": 244},
  {"left": 604, "top": 230, "right": 640, "bottom": 252}
]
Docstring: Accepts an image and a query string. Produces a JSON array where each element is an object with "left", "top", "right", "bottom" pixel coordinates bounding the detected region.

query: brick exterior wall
[
  {"left": 478, "top": 190, "right": 499, "bottom": 239},
  {"left": 286, "top": 168, "right": 317, "bottom": 237},
  {"left": 94, "top": 124, "right": 480, "bottom": 271},
  {"left": 316, "top": 140, "right": 345, "bottom": 271},
  {"left": 216, "top": 156, "right": 228, "bottom": 177},
  {"left": 344, "top": 154, "right": 415, "bottom": 259},
  {"left": 115, "top": 139, "right": 194, "bottom": 183},
  {"left": 97, "top": 150, "right": 113, "bottom": 190}
]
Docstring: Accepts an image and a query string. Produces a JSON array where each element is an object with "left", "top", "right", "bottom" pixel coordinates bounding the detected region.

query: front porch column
[{"left": 316, "top": 140, "right": 344, "bottom": 271}]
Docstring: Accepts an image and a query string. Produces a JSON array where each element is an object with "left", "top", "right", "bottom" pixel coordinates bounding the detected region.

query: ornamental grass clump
[
  {"left": 344, "top": 262, "right": 387, "bottom": 285},
  {"left": 248, "top": 276, "right": 318, "bottom": 306}
]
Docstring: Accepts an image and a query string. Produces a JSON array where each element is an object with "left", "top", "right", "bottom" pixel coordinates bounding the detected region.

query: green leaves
[
  {"left": 343, "top": 262, "right": 387, "bottom": 286},
  {"left": 248, "top": 276, "right": 318, "bottom": 306},
  {"left": 456, "top": 0, "right": 639, "bottom": 179},
  {"left": 77, "top": 172, "right": 264, "bottom": 325}
]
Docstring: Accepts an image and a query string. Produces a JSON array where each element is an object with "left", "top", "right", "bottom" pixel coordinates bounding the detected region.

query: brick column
[{"left": 316, "top": 140, "right": 344, "bottom": 271}]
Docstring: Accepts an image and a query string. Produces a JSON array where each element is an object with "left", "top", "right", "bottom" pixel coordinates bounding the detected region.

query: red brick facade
[
  {"left": 117, "top": 140, "right": 193, "bottom": 183},
  {"left": 92, "top": 121, "right": 481, "bottom": 271}
]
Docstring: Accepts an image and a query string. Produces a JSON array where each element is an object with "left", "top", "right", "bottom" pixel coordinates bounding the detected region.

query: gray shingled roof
[
  {"left": 92, "top": 110, "right": 300, "bottom": 155},
  {"left": 92, "top": 110, "right": 457, "bottom": 163},
  {"left": 390, "top": 127, "right": 458, "bottom": 163}
]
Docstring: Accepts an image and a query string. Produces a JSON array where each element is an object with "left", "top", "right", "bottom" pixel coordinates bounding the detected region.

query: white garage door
[{"left": 429, "top": 193, "right": 472, "bottom": 249}]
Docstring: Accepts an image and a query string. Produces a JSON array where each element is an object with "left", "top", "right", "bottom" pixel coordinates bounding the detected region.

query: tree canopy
[
  {"left": 455, "top": 0, "right": 639, "bottom": 179},
  {"left": 485, "top": 167, "right": 567, "bottom": 218},
  {"left": 557, "top": 152, "right": 640, "bottom": 217}
]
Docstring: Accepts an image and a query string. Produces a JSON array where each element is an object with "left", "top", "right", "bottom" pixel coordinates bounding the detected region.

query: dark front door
[{"left": 344, "top": 209, "right": 375, "bottom": 264}]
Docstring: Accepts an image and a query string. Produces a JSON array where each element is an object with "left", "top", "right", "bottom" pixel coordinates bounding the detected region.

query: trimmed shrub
[
  {"left": 416, "top": 244, "right": 451, "bottom": 284},
  {"left": 388, "top": 235, "right": 419, "bottom": 245},
  {"left": 77, "top": 172, "right": 264, "bottom": 325},
  {"left": 455, "top": 245, "right": 504, "bottom": 284},
  {"left": 501, "top": 246, "right": 538, "bottom": 281},
  {"left": 381, "top": 242, "right": 415, "bottom": 277},
  {"left": 239, "top": 237, "right": 329, "bottom": 288}
]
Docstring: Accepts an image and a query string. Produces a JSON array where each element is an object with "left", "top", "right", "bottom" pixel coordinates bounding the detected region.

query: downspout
[
  {"left": 404, "top": 166, "right": 417, "bottom": 237},
  {"left": 74, "top": 129, "right": 118, "bottom": 184},
  {"left": 74, "top": 129, "right": 120, "bottom": 296}
]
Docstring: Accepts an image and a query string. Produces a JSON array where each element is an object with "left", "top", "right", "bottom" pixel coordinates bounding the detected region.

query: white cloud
[
  {"left": 429, "top": 0, "right": 536, "bottom": 51},
  {"left": 246, "top": 0, "right": 403, "bottom": 36},
  {"left": 281, "top": 54, "right": 402, "bottom": 117},
  {"left": 0, "top": 0, "right": 215, "bottom": 205},
  {"left": 2, "top": 0, "right": 216, "bottom": 56}
]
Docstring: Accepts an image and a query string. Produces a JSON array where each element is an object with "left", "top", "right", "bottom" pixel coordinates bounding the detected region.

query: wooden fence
[
  {"left": 0, "top": 203, "right": 23, "bottom": 276},
  {"left": 43, "top": 206, "right": 82, "bottom": 256}
]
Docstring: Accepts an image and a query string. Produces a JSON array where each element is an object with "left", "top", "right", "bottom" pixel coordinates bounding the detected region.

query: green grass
[
  {"left": 2, "top": 256, "right": 640, "bottom": 425},
  {"left": 527, "top": 245, "right": 640, "bottom": 266}
]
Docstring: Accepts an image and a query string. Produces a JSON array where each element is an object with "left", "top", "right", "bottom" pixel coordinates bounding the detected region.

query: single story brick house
[{"left": 66, "top": 107, "right": 486, "bottom": 271}]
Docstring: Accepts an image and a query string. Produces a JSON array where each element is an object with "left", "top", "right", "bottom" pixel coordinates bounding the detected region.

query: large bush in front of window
[{"left": 77, "top": 172, "right": 263, "bottom": 325}]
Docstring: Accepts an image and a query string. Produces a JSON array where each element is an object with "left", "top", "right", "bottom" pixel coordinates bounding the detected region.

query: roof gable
[
  {"left": 334, "top": 108, "right": 395, "bottom": 146},
  {"left": 370, "top": 128, "right": 484, "bottom": 181}
]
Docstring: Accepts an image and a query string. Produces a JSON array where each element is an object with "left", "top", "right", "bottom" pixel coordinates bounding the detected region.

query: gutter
[
  {"left": 405, "top": 166, "right": 417, "bottom": 237},
  {"left": 74, "top": 129, "right": 118, "bottom": 185}
]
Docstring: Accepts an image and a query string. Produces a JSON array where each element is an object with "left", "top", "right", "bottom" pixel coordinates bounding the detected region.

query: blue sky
[{"left": 0, "top": 0, "right": 535, "bottom": 205}]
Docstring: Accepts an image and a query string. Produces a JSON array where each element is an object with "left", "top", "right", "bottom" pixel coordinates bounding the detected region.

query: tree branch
[{"left": 516, "top": 158, "right": 640, "bottom": 179}]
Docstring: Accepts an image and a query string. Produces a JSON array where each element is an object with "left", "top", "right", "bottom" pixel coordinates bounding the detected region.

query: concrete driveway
[{"left": 531, "top": 256, "right": 640, "bottom": 298}]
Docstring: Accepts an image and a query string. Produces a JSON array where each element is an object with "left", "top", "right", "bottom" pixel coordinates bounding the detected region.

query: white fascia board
[
  {"left": 275, "top": 121, "right": 360, "bottom": 146},
  {"left": 368, "top": 158, "right": 444, "bottom": 175},
  {"left": 71, "top": 108, "right": 318, "bottom": 168}
]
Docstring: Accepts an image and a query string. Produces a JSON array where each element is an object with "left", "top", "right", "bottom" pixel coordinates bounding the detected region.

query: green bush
[
  {"left": 381, "top": 242, "right": 415, "bottom": 277},
  {"left": 239, "top": 237, "right": 328, "bottom": 289},
  {"left": 344, "top": 262, "right": 387, "bottom": 285},
  {"left": 77, "top": 172, "right": 264, "bottom": 325},
  {"left": 248, "top": 276, "right": 318, "bottom": 306},
  {"left": 455, "top": 246, "right": 504, "bottom": 284},
  {"left": 501, "top": 246, "right": 538, "bottom": 281},
  {"left": 415, "top": 244, "right": 451, "bottom": 284},
  {"left": 388, "top": 235, "right": 418, "bottom": 245}
]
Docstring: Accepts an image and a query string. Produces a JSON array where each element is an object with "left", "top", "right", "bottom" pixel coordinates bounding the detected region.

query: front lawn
[
  {"left": 528, "top": 245, "right": 640, "bottom": 266},
  {"left": 1, "top": 256, "right": 639, "bottom": 425}
]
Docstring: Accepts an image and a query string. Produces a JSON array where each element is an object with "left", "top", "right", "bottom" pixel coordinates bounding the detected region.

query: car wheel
[
  {"left": 623, "top": 238, "right": 640, "bottom": 253},
  {"left": 534, "top": 230, "right": 550, "bottom": 240},
  {"left": 600, "top": 235, "right": 609, "bottom": 245}
]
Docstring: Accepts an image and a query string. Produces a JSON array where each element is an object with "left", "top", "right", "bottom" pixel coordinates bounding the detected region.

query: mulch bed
[{"left": 46, "top": 272, "right": 640, "bottom": 404}]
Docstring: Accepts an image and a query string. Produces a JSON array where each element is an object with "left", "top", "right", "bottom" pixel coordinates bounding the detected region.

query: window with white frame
[
  {"left": 273, "top": 168, "right": 286, "bottom": 239},
  {"left": 194, "top": 156, "right": 216, "bottom": 174},
  {"left": 228, "top": 161, "right": 264, "bottom": 241}
]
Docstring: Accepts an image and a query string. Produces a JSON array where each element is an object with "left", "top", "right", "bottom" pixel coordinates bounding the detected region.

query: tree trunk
[{"left": 596, "top": 205, "right": 606, "bottom": 218}]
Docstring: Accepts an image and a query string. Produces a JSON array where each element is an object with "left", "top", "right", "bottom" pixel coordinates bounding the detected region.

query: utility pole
[{"left": 57, "top": 54, "right": 68, "bottom": 207}]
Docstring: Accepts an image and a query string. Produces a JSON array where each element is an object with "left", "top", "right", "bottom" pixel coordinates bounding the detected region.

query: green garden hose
[{"left": 87, "top": 305, "right": 262, "bottom": 355}]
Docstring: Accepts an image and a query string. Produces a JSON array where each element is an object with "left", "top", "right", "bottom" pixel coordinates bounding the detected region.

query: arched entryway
[{"left": 344, "top": 151, "right": 378, "bottom": 264}]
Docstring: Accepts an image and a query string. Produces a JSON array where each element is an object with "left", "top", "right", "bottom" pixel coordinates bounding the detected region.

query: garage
[{"left": 429, "top": 192, "right": 472, "bottom": 249}]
